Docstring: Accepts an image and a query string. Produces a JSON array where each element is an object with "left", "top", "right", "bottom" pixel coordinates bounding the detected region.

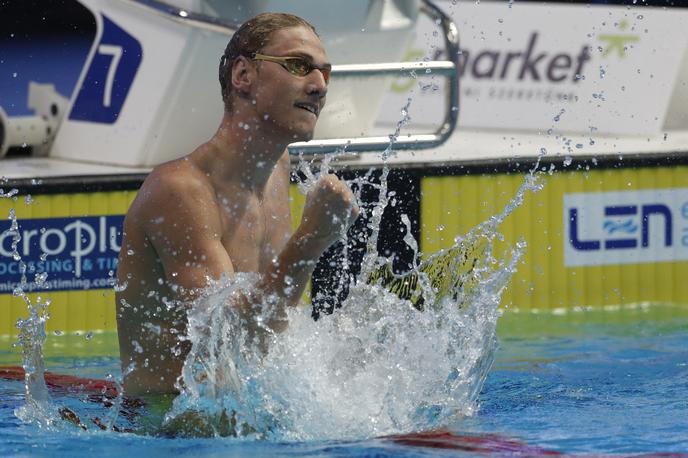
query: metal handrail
[{"left": 123, "top": 0, "right": 460, "bottom": 154}]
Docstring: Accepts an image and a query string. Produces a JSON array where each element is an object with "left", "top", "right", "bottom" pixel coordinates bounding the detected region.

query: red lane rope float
[
  {"left": 0, "top": 365, "right": 118, "bottom": 397},
  {"left": 383, "top": 430, "right": 562, "bottom": 455},
  {"left": 1, "top": 365, "right": 143, "bottom": 430}
]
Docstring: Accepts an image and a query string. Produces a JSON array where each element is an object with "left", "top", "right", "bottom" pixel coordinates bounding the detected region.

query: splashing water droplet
[
  {"left": 34, "top": 272, "right": 48, "bottom": 286},
  {"left": 114, "top": 281, "right": 128, "bottom": 292},
  {"left": 553, "top": 109, "right": 565, "bottom": 122}
]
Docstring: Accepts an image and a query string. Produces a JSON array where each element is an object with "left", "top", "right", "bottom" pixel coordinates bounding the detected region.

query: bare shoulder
[
  {"left": 140, "top": 158, "right": 210, "bottom": 203},
  {"left": 127, "top": 157, "right": 218, "bottom": 232}
]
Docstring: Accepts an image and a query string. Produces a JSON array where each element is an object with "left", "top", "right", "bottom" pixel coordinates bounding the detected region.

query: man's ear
[{"left": 231, "top": 55, "right": 255, "bottom": 97}]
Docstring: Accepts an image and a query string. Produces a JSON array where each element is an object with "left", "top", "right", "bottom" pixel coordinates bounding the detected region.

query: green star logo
[{"left": 598, "top": 20, "right": 640, "bottom": 59}]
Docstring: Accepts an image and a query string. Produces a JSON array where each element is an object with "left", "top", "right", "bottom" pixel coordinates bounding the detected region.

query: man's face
[{"left": 252, "top": 26, "right": 329, "bottom": 143}]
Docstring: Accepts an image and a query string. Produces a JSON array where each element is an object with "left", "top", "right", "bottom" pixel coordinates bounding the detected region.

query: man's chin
[{"left": 289, "top": 127, "right": 316, "bottom": 143}]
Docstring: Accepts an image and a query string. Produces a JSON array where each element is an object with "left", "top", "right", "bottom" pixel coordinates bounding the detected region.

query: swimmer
[{"left": 116, "top": 13, "right": 359, "bottom": 397}]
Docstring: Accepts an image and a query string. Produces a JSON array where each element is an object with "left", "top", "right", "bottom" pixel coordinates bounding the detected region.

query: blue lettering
[
  {"left": 569, "top": 208, "right": 600, "bottom": 250},
  {"left": 604, "top": 205, "right": 637, "bottom": 217},
  {"left": 642, "top": 204, "right": 672, "bottom": 247},
  {"left": 605, "top": 238, "right": 637, "bottom": 249},
  {"left": 603, "top": 205, "right": 637, "bottom": 249}
]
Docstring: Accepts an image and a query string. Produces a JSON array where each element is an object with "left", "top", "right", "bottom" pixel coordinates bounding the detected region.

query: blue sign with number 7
[{"left": 69, "top": 15, "right": 142, "bottom": 124}]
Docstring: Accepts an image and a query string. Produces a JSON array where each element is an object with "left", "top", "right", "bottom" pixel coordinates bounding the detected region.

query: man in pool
[{"left": 116, "top": 13, "right": 359, "bottom": 397}]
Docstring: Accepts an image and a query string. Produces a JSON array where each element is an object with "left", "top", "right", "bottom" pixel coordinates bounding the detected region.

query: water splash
[
  {"left": 165, "top": 219, "right": 529, "bottom": 439},
  {"left": 1, "top": 192, "right": 56, "bottom": 428},
  {"left": 165, "top": 131, "right": 544, "bottom": 440},
  {"left": 359, "top": 97, "right": 412, "bottom": 280}
]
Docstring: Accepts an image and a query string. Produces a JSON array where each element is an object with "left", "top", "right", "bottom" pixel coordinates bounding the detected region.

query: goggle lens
[{"left": 286, "top": 58, "right": 330, "bottom": 84}]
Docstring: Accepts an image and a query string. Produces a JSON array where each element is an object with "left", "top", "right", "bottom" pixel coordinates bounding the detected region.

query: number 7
[{"left": 97, "top": 44, "right": 123, "bottom": 108}]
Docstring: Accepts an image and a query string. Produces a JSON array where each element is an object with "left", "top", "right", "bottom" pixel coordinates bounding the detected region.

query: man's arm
[
  {"left": 256, "top": 174, "right": 359, "bottom": 330},
  {"left": 134, "top": 169, "right": 236, "bottom": 303}
]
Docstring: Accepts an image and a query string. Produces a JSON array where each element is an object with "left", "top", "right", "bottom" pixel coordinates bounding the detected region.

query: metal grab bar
[
  {"left": 124, "top": 0, "right": 459, "bottom": 154},
  {"left": 326, "top": 61, "right": 454, "bottom": 78},
  {"left": 289, "top": 0, "right": 460, "bottom": 155}
]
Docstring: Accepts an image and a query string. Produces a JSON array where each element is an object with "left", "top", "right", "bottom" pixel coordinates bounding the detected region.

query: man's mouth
[{"left": 294, "top": 102, "right": 318, "bottom": 116}]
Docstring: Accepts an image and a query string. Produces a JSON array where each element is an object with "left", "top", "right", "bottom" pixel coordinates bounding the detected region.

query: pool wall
[
  {"left": 2, "top": 156, "right": 688, "bottom": 339},
  {"left": 421, "top": 161, "right": 688, "bottom": 312}
]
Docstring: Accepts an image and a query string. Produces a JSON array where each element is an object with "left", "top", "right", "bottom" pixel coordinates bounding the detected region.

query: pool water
[
  {"left": 474, "top": 305, "right": 688, "bottom": 455},
  {"left": 1, "top": 305, "right": 686, "bottom": 457}
]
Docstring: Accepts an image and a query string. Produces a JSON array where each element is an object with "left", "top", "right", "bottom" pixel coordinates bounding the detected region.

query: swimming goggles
[{"left": 252, "top": 53, "right": 331, "bottom": 85}]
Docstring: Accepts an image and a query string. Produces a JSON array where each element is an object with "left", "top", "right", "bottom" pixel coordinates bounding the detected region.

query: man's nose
[{"left": 306, "top": 70, "right": 328, "bottom": 98}]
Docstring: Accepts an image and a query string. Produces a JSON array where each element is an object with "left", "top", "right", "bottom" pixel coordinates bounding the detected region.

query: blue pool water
[{"left": 1, "top": 306, "right": 686, "bottom": 457}]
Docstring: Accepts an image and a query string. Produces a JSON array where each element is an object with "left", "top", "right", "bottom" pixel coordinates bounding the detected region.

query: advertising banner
[
  {"left": 380, "top": 1, "right": 688, "bottom": 136},
  {"left": 563, "top": 189, "right": 688, "bottom": 267},
  {"left": 0, "top": 215, "right": 123, "bottom": 294}
]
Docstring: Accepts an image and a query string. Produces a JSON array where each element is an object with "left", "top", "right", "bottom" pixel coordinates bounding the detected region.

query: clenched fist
[{"left": 297, "top": 174, "right": 360, "bottom": 249}]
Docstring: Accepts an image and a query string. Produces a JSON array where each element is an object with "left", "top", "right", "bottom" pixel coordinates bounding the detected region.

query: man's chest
[{"left": 219, "top": 200, "right": 290, "bottom": 272}]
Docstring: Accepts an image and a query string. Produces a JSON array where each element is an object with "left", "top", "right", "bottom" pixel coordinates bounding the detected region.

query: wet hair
[{"left": 219, "top": 12, "right": 318, "bottom": 112}]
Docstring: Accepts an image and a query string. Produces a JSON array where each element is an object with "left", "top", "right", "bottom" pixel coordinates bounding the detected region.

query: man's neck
[{"left": 208, "top": 112, "right": 289, "bottom": 191}]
